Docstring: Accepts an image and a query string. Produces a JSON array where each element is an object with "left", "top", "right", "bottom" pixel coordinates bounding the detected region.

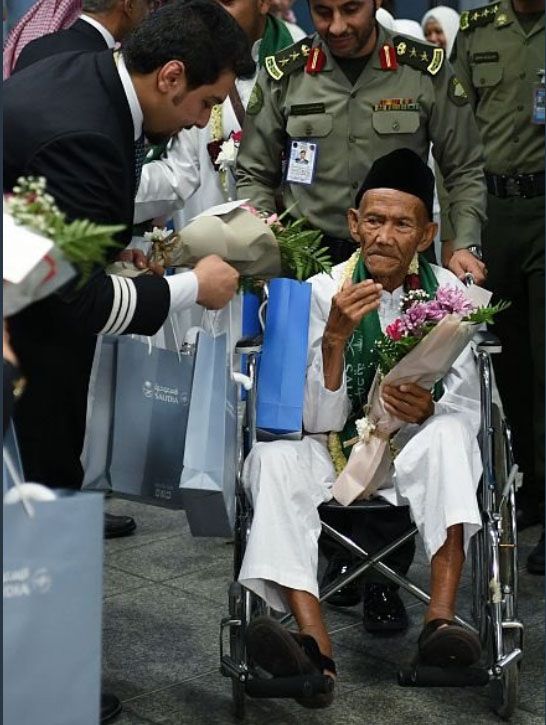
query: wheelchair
[{"left": 220, "top": 328, "right": 524, "bottom": 721}]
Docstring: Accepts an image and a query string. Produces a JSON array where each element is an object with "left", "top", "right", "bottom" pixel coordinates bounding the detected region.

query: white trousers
[{"left": 238, "top": 413, "right": 482, "bottom": 613}]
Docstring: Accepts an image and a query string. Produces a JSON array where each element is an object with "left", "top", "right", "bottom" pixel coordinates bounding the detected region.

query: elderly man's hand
[
  {"left": 382, "top": 383, "right": 434, "bottom": 424},
  {"left": 324, "top": 279, "right": 382, "bottom": 344},
  {"left": 447, "top": 249, "right": 486, "bottom": 286}
]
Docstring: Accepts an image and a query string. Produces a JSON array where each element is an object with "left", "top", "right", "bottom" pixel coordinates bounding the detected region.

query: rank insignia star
[
  {"left": 279, "top": 58, "right": 290, "bottom": 66},
  {"left": 410, "top": 47, "right": 417, "bottom": 58},
  {"left": 290, "top": 51, "right": 299, "bottom": 61},
  {"left": 420, "top": 51, "right": 429, "bottom": 62},
  {"left": 472, "top": 11, "right": 480, "bottom": 20}
]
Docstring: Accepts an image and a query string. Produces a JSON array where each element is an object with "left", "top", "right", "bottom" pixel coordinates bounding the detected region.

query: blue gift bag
[{"left": 256, "top": 278, "right": 311, "bottom": 435}]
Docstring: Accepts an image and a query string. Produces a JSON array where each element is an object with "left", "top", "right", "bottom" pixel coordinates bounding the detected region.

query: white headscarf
[
  {"left": 421, "top": 6, "right": 460, "bottom": 56},
  {"left": 376, "top": 7, "right": 395, "bottom": 31},
  {"left": 393, "top": 18, "right": 425, "bottom": 41}
]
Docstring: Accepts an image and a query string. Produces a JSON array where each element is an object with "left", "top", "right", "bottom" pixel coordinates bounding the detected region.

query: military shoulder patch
[
  {"left": 264, "top": 36, "right": 313, "bottom": 81},
  {"left": 393, "top": 36, "right": 444, "bottom": 77},
  {"left": 447, "top": 76, "right": 469, "bottom": 106},
  {"left": 460, "top": 3, "right": 500, "bottom": 32},
  {"left": 247, "top": 83, "right": 264, "bottom": 115}
]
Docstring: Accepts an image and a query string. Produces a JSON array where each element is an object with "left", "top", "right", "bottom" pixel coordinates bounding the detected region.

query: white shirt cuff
[{"left": 166, "top": 271, "right": 198, "bottom": 312}]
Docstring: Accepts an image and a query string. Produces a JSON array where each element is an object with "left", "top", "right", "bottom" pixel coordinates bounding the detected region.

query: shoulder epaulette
[
  {"left": 393, "top": 35, "right": 444, "bottom": 77},
  {"left": 264, "top": 36, "right": 313, "bottom": 81},
  {"left": 459, "top": 3, "right": 500, "bottom": 32}
]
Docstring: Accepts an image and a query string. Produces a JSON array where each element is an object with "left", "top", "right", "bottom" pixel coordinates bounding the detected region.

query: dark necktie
[{"left": 134, "top": 133, "right": 146, "bottom": 193}]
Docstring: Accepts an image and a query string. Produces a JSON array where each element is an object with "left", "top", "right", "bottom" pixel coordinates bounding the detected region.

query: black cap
[{"left": 355, "top": 148, "right": 435, "bottom": 220}]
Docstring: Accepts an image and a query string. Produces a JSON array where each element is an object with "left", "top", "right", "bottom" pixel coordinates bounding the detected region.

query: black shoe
[
  {"left": 516, "top": 507, "right": 541, "bottom": 531},
  {"left": 362, "top": 583, "right": 408, "bottom": 634},
  {"left": 527, "top": 530, "right": 545, "bottom": 575},
  {"left": 104, "top": 512, "right": 136, "bottom": 539},
  {"left": 101, "top": 692, "right": 122, "bottom": 723},
  {"left": 321, "top": 558, "right": 362, "bottom": 607}
]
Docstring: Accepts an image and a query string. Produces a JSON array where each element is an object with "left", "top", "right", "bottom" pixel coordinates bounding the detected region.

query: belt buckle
[{"left": 505, "top": 176, "right": 522, "bottom": 197}]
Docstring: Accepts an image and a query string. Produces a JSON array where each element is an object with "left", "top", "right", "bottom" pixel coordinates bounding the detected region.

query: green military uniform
[
  {"left": 236, "top": 24, "right": 486, "bottom": 262},
  {"left": 451, "top": 1, "right": 545, "bottom": 519}
]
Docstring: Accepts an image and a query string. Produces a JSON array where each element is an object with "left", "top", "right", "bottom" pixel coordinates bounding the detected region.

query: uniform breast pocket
[
  {"left": 471, "top": 62, "right": 503, "bottom": 89},
  {"left": 286, "top": 113, "right": 333, "bottom": 138},
  {"left": 372, "top": 111, "right": 420, "bottom": 135}
]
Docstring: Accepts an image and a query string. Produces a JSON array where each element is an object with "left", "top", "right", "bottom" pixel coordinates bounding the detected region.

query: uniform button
[
  {"left": 513, "top": 136, "right": 520, "bottom": 142},
  {"left": 392, "top": 121, "right": 400, "bottom": 131},
  {"left": 480, "top": 77, "right": 486, "bottom": 85},
  {"left": 305, "top": 125, "right": 313, "bottom": 135},
  {"left": 517, "top": 104, "right": 524, "bottom": 111},
  {"left": 348, "top": 135, "right": 356, "bottom": 143},
  {"left": 352, "top": 181, "right": 358, "bottom": 189},
  {"left": 519, "top": 71, "right": 526, "bottom": 79}
]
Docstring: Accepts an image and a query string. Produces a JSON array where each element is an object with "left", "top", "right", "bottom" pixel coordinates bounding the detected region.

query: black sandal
[
  {"left": 418, "top": 618, "right": 481, "bottom": 667},
  {"left": 245, "top": 616, "right": 336, "bottom": 709}
]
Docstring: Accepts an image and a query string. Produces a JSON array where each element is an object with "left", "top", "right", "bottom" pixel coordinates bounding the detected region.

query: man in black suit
[
  {"left": 4, "top": 8, "right": 252, "bottom": 718},
  {"left": 14, "top": 0, "right": 152, "bottom": 72},
  {"left": 13, "top": 0, "right": 153, "bottom": 542}
]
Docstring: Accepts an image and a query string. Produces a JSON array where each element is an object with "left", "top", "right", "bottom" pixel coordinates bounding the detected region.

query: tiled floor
[{"left": 104, "top": 499, "right": 544, "bottom": 724}]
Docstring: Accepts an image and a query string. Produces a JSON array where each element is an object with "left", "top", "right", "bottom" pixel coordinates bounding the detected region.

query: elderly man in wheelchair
[{"left": 237, "top": 149, "right": 486, "bottom": 708}]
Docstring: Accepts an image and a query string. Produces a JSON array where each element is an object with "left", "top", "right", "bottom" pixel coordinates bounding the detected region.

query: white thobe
[
  {"left": 239, "top": 262, "right": 483, "bottom": 613},
  {"left": 133, "top": 24, "right": 303, "bottom": 227}
]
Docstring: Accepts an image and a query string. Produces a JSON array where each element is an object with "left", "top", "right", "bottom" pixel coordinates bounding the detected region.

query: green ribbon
[
  {"left": 258, "top": 14, "right": 294, "bottom": 67},
  {"left": 339, "top": 254, "right": 440, "bottom": 456}
]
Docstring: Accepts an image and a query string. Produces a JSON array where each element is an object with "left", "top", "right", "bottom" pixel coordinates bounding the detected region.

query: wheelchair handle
[{"left": 245, "top": 674, "right": 334, "bottom": 699}]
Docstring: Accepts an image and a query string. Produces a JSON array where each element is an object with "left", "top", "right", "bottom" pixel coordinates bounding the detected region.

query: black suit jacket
[
  {"left": 4, "top": 49, "right": 169, "bottom": 339},
  {"left": 14, "top": 18, "right": 108, "bottom": 73}
]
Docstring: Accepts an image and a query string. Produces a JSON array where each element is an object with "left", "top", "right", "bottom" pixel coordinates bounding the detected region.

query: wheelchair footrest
[
  {"left": 398, "top": 665, "right": 489, "bottom": 688},
  {"left": 245, "top": 674, "right": 333, "bottom": 699}
]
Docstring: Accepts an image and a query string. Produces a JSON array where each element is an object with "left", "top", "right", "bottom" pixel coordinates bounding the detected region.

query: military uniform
[
  {"left": 236, "top": 24, "right": 486, "bottom": 263},
  {"left": 452, "top": 2, "right": 545, "bottom": 519}
]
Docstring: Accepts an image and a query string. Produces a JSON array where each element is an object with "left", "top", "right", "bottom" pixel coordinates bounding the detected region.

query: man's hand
[
  {"left": 194, "top": 254, "right": 239, "bottom": 310},
  {"left": 448, "top": 249, "right": 486, "bottom": 286},
  {"left": 321, "top": 279, "right": 382, "bottom": 391},
  {"left": 117, "top": 248, "right": 165, "bottom": 277},
  {"left": 324, "top": 279, "right": 382, "bottom": 345},
  {"left": 382, "top": 383, "right": 434, "bottom": 424}
]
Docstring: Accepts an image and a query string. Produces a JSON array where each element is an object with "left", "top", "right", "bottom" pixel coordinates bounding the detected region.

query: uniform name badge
[
  {"left": 532, "top": 69, "right": 545, "bottom": 125},
  {"left": 286, "top": 140, "right": 318, "bottom": 185}
]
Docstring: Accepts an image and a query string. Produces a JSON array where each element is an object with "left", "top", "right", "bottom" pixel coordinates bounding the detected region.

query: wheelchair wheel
[{"left": 489, "top": 631, "right": 520, "bottom": 721}]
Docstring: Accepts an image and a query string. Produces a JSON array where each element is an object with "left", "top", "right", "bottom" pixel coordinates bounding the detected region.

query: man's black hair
[{"left": 123, "top": 0, "right": 255, "bottom": 87}]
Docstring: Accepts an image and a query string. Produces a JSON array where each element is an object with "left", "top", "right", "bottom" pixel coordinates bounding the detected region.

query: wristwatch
[{"left": 466, "top": 245, "right": 483, "bottom": 261}]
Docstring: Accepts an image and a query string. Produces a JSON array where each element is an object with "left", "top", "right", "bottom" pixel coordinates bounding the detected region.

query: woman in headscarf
[{"left": 421, "top": 5, "right": 460, "bottom": 57}]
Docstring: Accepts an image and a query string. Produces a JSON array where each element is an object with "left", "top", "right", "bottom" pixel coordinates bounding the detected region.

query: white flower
[
  {"left": 143, "top": 226, "right": 172, "bottom": 242},
  {"left": 355, "top": 416, "right": 376, "bottom": 442},
  {"left": 215, "top": 137, "right": 238, "bottom": 171}
]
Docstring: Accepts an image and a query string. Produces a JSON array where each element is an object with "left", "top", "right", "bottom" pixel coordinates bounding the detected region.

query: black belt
[{"left": 485, "top": 171, "right": 545, "bottom": 198}]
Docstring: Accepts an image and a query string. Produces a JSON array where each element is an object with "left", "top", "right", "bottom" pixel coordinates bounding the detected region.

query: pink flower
[
  {"left": 231, "top": 130, "right": 243, "bottom": 144},
  {"left": 240, "top": 203, "right": 259, "bottom": 216},
  {"left": 435, "top": 285, "right": 475, "bottom": 315},
  {"left": 265, "top": 213, "right": 279, "bottom": 226},
  {"left": 386, "top": 318, "right": 406, "bottom": 341}
]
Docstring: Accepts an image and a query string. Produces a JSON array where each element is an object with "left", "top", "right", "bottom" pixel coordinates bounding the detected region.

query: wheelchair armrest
[
  {"left": 473, "top": 330, "right": 502, "bottom": 354},
  {"left": 235, "top": 334, "right": 263, "bottom": 355}
]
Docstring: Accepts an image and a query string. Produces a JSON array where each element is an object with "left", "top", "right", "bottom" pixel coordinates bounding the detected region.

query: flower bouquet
[
  {"left": 3, "top": 176, "right": 124, "bottom": 316},
  {"left": 330, "top": 278, "right": 509, "bottom": 506},
  {"left": 113, "top": 200, "right": 332, "bottom": 283}
]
